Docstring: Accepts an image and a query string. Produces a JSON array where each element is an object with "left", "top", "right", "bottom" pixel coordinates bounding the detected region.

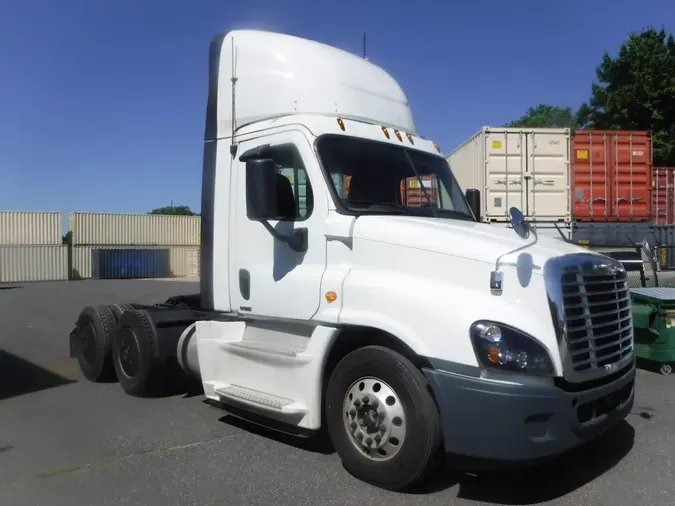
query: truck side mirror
[
  {"left": 465, "top": 189, "right": 481, "bottom": 221},
  {"left": 246, "top": 158, "right": 278, "bottom": 220}
]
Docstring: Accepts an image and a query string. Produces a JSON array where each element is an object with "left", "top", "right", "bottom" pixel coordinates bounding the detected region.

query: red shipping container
[
  {"left": 653, "top": 167, "right": 675, "bottom": 224},
  {"left": 400, "top": 175, "right": 439, "bottom": 206},
  {"left": 571, "top": 130, "right": 652, "bottom": 221}
]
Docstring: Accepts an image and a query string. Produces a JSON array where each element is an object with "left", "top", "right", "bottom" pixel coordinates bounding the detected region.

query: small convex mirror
[{"left": 509, "top": 207, "right": 529, "bottom": 239}]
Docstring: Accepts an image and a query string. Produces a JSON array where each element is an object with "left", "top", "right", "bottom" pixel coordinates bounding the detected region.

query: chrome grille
[{"left": 560, "top": 266, "right": 633, "bottom": 372}]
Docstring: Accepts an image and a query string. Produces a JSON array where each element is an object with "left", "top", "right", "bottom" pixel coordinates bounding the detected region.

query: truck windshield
[{"left": 316, "top": 135, "right": 474, "bottom": 221}]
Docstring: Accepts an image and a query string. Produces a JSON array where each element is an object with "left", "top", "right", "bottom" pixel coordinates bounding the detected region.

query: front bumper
[{"left": 423, "top": 361, "right": 635, "bottom": 465}]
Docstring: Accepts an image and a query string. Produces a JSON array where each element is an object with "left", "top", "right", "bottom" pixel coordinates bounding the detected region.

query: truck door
[{"left": 230, "top": 131, "right": 327, "bottom": 320}]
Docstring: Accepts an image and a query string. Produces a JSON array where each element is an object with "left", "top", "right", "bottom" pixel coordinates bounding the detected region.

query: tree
[
  {"left": 576, "top": 27, "right": 675, "bottom": 165},
  {"left": 148, "top": 205, "right": 198, "bottom": 216},
  {"left": 505, "top": 104, "right": 578, "bottom": 128}
]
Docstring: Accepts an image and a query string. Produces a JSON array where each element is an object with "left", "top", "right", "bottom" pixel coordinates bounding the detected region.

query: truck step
[
  {"left": 226, "top": 340, "right": 307, "bottom": 357},
  {"left": 215, "top": 384, "right": 307, "bottom": 414}
]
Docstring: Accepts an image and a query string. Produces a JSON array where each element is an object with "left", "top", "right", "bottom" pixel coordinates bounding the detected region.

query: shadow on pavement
[
  {"left": 445, "top": 420, "right": 635, "bottom": 504},
  {"left": 211, "top": 403, "right": 633, "bottom": 500},
  {"left": 0, "top": 350, "right": 76, "bottom": 400},
  {"left": 213, "top": 402, "right": 335, "bottom": 455},
  {"left": 0, "top": 286, "right": 21, "bottom": 290}
]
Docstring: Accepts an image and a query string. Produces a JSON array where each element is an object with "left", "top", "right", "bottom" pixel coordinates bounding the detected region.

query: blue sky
[{"left": 0, "top": 0, "right": 672, "bottom": 222}]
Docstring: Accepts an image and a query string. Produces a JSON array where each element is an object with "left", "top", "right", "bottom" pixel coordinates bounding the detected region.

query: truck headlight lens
[{"left": 469, "top": 321, "right": 554, "bottom": 376}]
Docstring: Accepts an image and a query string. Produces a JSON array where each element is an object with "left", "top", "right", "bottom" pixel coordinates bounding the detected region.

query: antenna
[{"left": 362, "top": 32, "right": 368, "bottom": 60}]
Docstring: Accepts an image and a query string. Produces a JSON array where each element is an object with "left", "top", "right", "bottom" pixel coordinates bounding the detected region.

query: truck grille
[{"left": 560, "top": 267, "right": 633, "bottom": 372}]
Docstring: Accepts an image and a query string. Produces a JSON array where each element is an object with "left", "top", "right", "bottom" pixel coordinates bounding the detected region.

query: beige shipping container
[
  {"left": 0, "top": 245, "right": 68, "bottom": 283},
  {"left": 70, "top": 245, "right": 199, "bottom": 279},
  {"left": 446, "top": 127, "right": 571, "bottom": 222},
  {"left": 68, "top": 212, "right": 201, "bottom": 246},
  {"left": 0, "top": 211, "right": 62, "bottom": 245},
  {"left": 187, "top": 247, "right": 200, "bottom": 277}
]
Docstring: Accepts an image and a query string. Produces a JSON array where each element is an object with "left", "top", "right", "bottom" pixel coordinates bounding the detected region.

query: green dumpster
[{"left": 630, "top": 287, "right": 675, "bottom": 375}]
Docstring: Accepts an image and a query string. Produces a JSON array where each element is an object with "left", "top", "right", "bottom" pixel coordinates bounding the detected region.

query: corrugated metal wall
[
  {"left": 71, "top": 245, "right": 199, "bottom": 280},
  {"left": 187, "top": 248, "right": 200, "bottom": 277},
  {"left": 446, "top": 127, "right": 571, "bottom": 222},
  {"left": 0, "top": 246, "right": 68, "bottom": 283},
  {"left": 68, "top": 212, "right": 200, "bottom": 246},
  {"left": 0, "top": 211, "right": 62, "bottom": 245}
]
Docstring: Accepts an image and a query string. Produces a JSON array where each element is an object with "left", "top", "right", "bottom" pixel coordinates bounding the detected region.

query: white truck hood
[{"left": 351, "top": 215, "right": 598, "bottom": 267}]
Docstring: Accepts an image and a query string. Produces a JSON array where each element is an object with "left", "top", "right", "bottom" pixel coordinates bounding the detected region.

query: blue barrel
[{"left": 92, "top": 249, "right": 171, "bottom": 279}]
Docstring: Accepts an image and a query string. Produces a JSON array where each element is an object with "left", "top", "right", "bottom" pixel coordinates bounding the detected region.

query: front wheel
[{"left": 325, "top": 345, "right": 442, "bottom": 490}]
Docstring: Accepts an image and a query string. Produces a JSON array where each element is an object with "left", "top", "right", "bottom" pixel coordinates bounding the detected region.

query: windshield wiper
[
  {"left": 347, "top": 200, "right": 417, "bottom": 215},
  {"left": 403, "top": 149, "right": 438, "bottom": 217}
]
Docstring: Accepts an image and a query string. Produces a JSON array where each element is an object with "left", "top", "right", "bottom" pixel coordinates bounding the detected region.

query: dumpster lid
[{"left": 631, "top": 287, "right": 675, "bottom": 304}]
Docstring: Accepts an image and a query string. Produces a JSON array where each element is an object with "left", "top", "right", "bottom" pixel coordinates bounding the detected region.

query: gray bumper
[{"left": 423, "top": 362, "right": 635, "bottom": 465}]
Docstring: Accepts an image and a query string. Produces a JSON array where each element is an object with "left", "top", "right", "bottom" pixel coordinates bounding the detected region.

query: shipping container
[
  {"left": 0, "top": 211, "right": 62, "bottom": 245},
  {"left": 570, "top": 222, "right": 655, "bottom": 248},
  {"left": 70, "top": 245, "right": 199, "bottom": 280},
  {"left": 653, "top": 167, "right": 675, "bottom": 225},
  {"left": 187, "top": 247, "right": 200, "bottom": 277},
  {"left": 92, "top": 249, "right": 171, "bottom": 279},
  {"left": 0, "top": 245, "right": 68, "bottom": 283},
  {"left": 446, "top": 127, "right": 571, "bottom": 222},
  {"left": 571, "top": 130, "right": 652, "bottom": 221},
  {"left": 68, "top": 212, "right": 201, "bottom": 246},
  {"left": 400, "top": 175, "right": 440, "bottom": 206}
]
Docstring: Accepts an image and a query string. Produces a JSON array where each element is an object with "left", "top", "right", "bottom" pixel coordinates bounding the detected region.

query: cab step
[{"left": 214, "top": 384, "right": 308, "bottom": 415}]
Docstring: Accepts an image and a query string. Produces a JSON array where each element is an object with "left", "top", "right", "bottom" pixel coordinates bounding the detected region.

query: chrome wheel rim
[{"left": 342, "top": 376, "right": 406, "bottom": 461}]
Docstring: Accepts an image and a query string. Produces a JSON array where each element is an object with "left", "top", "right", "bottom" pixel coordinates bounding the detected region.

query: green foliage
[
  {"left": 148, "top": 205, "right": 198, "bottom": 216},
  {"left": 505, "top": 104, "right": 578, "bottom": 129},
  {"left": 577, "top": 27, "right": 675, "bottom": 165}
]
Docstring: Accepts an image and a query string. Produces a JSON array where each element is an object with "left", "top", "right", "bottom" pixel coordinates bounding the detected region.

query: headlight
[{"left": 469, "top": 321, "right": 554, "bottom": 376}]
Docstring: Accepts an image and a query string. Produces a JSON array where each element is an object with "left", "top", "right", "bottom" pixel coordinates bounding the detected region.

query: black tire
[
  {"left": 112, "top": 309, "right": 162, "bottom": 397},
  {"left": 75, "top": 305, "right": 117, "bottom": 382},
  {"left": 110, "top": 303, "right": 136, "bottom": 322},
  {"left": 325, "top": 345, "right": 442, "bottom": 490}
]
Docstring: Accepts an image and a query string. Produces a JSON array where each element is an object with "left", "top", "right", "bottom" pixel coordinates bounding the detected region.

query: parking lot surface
[{"left": 1, "top": 280, "right": 674, "bottom": 505}]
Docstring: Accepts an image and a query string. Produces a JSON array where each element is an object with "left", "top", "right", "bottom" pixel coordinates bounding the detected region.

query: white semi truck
[{"left": 70, "top": 30, "right": 636, "bottom": 490}]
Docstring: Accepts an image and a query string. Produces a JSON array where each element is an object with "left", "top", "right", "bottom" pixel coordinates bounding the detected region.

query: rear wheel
[
  {"left": 75, "top": 305, "right": 117, "bottom": 382},
  {"left": 110, "top": 303, "right": 136, "bottom": 322},
  {"left": 112, "top": 310, "right": 161, "bottom": 397},
  {"left": 325, "top": 345, "right": 442, "bottom": 490}
]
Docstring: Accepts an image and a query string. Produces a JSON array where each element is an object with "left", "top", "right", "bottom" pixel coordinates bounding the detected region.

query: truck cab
[{"left": 71, "top": 30, "right": 636, "bottom": 491}]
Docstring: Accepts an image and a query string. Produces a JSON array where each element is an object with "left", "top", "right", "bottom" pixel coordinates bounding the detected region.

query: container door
[
  {"left": 526, "top": 130, "right": 570, "bottom": 221},
  {"left": 400, "top": 175, "right": 438, "bottom": 206},
  {"left": 654, "top": 167, "right": 675, "bottom": 225},
  {"left": 572, "top": 131, "right": 611, "bottom": 220},
  {"left": 609, "top": 132, "right": 652, "bottom": 221},
  {"left": 484, "top": 130, "right": 527, "bottom": 220}
]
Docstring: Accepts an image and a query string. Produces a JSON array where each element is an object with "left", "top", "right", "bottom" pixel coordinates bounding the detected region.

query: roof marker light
[
  {"left": 432, "top": 142, "right": 441, "bottom": 153},
  {"left": 394, "top": 130, "right": 402, "bottom": 142},
  {"left": 337, "top": 118, "right": 345, "bottom": 131},
  {"left": 406, "top": 133, "right": 414, "bottom": 144},
  {"left": 382, "top": 126, "right": 390, "bottom": 139}
]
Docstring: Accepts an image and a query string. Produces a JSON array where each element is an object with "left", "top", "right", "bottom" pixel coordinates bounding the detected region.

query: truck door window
[{"left": 254, "top": 144, "right": 314, "bottom": 221}]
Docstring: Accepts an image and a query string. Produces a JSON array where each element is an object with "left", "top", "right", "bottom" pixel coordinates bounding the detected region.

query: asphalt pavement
[{"left": 1, "top": 280, "right": 674, "bottom": 505}]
